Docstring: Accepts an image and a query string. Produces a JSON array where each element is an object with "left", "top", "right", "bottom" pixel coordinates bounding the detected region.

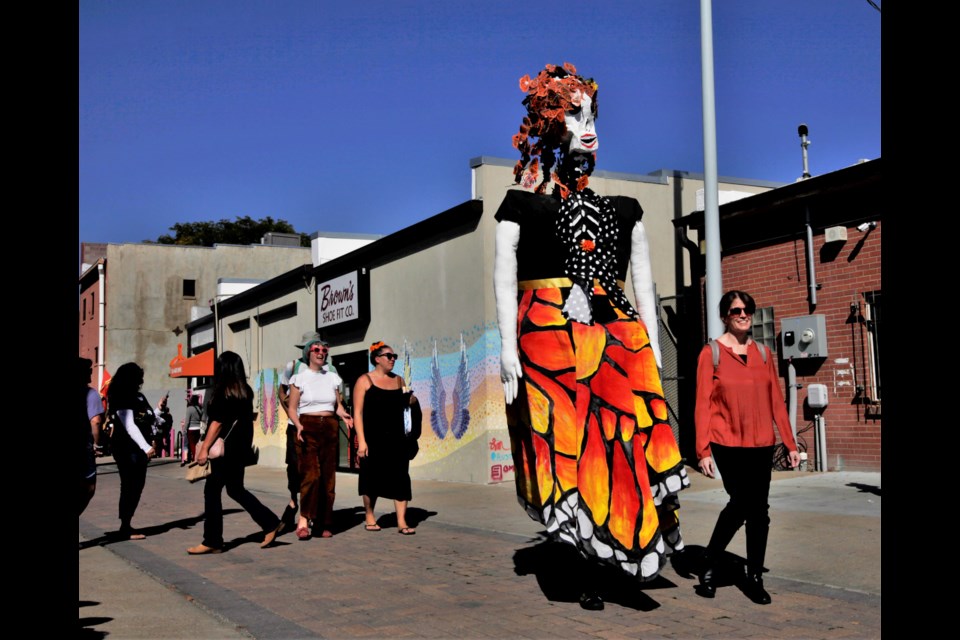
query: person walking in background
[
  {"left": 695, "top": 290, "right": 800, "bottom": 604},
  {"left": 106, "top": 362, "right": 157, "bottom": 540},
  {"left": 353, "top": 341, "right": 420, "bottom": 536},
  {"left": 287, "top": 336, "right": 353, "bottom": 540},
  {"left": 182, "top": 394, "right": 203, "bottom": 466},
  {"left": 188, "top": 351, "right": 281, "bottom": 555},
  {"left": 79, "top": 357, "right": 104, "bottom": 515},
  {"left": 154, "top": 392, "right": 172, "bottom": 458}
]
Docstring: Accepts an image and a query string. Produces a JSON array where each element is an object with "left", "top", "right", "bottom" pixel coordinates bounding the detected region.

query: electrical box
[
  {"left": 807, "top": 383, "right": 829, "bottom": 409},
  {"left": 781, "top": 314, "right": 828, "bottom": 358},
  {"left": 824, "top": 226, "right": 848, "bottom": 244}
]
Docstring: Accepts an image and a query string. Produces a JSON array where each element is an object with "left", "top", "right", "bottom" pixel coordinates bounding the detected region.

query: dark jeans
[
  {"left": 286, "top": 423, "right": 300, "bottom": 504},
  {"left": 203, "top": 457, "right": 280, "bottom": 548},
  {"left": 187, "top": 430, "right": 201, "bottom": 462},
  {"left": 706, "top": 443, "right": 774, "bottom": 574},
  {"left": 298, "top": 415, "right": 339, "bottom": 527},
  {"left": 113, "top": 448, "right": 148, "bottom": 533}
]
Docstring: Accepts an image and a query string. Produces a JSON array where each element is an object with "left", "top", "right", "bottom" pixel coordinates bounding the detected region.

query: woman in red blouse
[{"left": 695, "top": 291, "right": 800, "bottom": 604}]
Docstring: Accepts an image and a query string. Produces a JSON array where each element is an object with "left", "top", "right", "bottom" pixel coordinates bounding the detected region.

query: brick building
[{"left": 673, "top": 159, "right": 881, "bottom": 471}]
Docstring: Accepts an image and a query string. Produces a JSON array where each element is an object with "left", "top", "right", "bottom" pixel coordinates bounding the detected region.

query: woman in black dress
[
  {"left": 187, "top": 351, "right": 281, "bottom": 554},
  {"left": 106, "top": 362, "right": 157, "bottom": 540},
  {"left": 353, "top": 341, "right": 419, "bottom": 535}
]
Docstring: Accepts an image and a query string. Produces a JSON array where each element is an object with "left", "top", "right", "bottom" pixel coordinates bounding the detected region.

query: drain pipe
[
  {"left": 815, "top": 414, "right": 828, "bottom": 472},
  {"left": 787, "top": 361, "right": 799, "bottom": 444},
  {"left": 97, "top": 261, "right": 106, "bottom": 389},
  {"left": 805, "top": 207, "right": 818, "bottom": 308}
]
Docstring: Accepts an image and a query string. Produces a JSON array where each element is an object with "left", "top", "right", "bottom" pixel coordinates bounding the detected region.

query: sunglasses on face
[
  {"left": 309, "top": 346, "right": 328, "bottom": 354},
  {"left": 727, "top": 307, "right": 753, "bottom": 317},
  {"left": 380, "top": 353, "right": 398, "bottom": 361}
]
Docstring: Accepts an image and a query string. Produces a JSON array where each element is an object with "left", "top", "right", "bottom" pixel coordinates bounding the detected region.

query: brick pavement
[{"left": 79, "top": 459, "right": 881, "bottom": 639}]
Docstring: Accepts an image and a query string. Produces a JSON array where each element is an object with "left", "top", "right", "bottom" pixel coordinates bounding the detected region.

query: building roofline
[
  {"left": 309, "top": 230, "right": 384, "bottom": 241},
  {"left": 210, "top": 199, "right": 483, "bottom": 319},
  {"left": 469, "top": 156, "right": 784, "bottom": 188}
]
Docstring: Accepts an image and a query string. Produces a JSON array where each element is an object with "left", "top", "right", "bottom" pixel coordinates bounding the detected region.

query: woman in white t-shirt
[{"left": 288, "top": 338, "right": 353, "bottom": 540}]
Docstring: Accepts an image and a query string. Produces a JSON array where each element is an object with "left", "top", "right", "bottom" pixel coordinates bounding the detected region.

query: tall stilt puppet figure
[{"left": 494, "top": 63, "right": 690, "bottom": 610}]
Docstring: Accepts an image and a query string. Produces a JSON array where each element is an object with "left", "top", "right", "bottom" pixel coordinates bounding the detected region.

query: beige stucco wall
[{"left": 103, "top": 242, "right": 311, "bottom": 399}]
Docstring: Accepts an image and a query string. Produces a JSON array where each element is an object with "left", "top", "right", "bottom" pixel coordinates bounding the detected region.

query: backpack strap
[
  {"left": 711, "top": 339, "right": 767, "bottom": 369},
  {"left": 755, "top": 342, "right": 768, "bottom": 364},
  {"left": 709, "top": 339, "right": 720, "bottom": 372}
]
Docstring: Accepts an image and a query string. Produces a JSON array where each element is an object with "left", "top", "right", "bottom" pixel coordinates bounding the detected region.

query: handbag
[
  {"left": 207, "top": 420, "right": 237, "bottom": 459},
  {"left": 185, "top": 461, "right": 211, "bottom": 483},
  {"left": 405, "top": 400, "right": 422, "bottom": 461}
]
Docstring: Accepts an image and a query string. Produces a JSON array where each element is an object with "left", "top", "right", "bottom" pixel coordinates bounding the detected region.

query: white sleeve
[
  {"left": 630, "top": 221, "right": 662, "bottom": 369},
  {"left": 280, "top": 361, "right": 295, "bottom": 386},
  {"left": 118, "top": 409, "right": 152, "bottom": 453}
]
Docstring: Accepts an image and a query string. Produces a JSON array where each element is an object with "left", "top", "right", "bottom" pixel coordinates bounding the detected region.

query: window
[
  {"left": 183, "top": 279, "right": 196, "bottom": 298},
  {"left": 751, "top": 306, "right": 777, "bottom": 352},
  {"left": 81, "top": 298, "right": 87, "bottom": 324},
  {"left": 863, "top": 291, "right": 881, "bottom": 401}
]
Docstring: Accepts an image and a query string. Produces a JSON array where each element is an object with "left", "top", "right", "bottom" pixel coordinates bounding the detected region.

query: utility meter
[{"left": 781, "top": 315, "right": 828, "bottom": 358}]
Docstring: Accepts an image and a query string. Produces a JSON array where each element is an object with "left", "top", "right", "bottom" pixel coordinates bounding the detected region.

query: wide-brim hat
[{"left": 295, "top": 331, "right": 329, "bottom": 349}]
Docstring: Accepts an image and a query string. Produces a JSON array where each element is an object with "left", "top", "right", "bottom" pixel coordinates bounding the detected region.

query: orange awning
[{"left": 169, "top": 344, "right": 214, "bottom": 378}]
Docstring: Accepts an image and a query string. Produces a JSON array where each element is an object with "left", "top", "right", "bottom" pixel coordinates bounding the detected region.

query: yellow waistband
[{"left": 517, "top": 278, "right": 625, "bottom": 291}]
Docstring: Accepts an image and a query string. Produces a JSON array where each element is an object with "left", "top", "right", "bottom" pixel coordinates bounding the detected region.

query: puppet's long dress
[{"left": 497, "top": 189, "right": 689, "bottom": 581}]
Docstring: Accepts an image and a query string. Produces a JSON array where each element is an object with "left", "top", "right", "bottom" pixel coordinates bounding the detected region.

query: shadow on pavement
[{"left": 513, "top": 539, "right": 672, "bottom": 611}]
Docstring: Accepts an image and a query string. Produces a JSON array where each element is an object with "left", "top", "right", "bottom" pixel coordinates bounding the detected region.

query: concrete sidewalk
[{"left": 79, "top": 458, "right": 880, "bottom": 639}]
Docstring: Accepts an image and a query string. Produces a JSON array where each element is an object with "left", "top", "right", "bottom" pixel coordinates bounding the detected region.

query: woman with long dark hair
[
  {"left": 106, "top": 362, "right": 157, "bottom": 540},
  {"left": 695, "top": 290, "right": 800, "bottom": 604},
  {"left": 187, "top": 351, "right": 281, "bottom": 554}
]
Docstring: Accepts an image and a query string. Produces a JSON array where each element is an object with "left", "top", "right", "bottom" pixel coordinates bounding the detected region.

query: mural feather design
[
  {"left": 430, "top": 340, "right": 449, "bottom": 439},
  {"left": 429, "top": 335, "right": 472, "bottom": 439},
  {"left": 450, "top": 336, "right": 471, "bottom": 439}
]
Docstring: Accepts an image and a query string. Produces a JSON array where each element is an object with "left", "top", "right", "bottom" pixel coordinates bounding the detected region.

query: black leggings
[
  {"left": 114, "top": 448, "right": 148, "bottom": 533},
  {"left": 706, "top": 443, "right": 774, "bottom": 573}
]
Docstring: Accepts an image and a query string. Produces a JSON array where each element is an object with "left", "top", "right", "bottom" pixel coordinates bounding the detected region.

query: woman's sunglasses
[
  {"left": 309, "top": 346, "right": 328, "bottom": 354},
  {"left": 380, "top": 353, "right": 399, "bottom": 361},
  {"left": 727, "top": 307, "right": 754, "bottom": 317}
]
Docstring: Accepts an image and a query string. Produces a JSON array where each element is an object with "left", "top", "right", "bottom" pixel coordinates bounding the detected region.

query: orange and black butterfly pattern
[{"left": 507, "top": 286, "right": 689, "bottom": 580}]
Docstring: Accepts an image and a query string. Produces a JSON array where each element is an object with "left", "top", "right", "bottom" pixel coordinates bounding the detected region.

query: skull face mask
[{"left": 563, "top": 92, "right": 598, "bottom": 154}]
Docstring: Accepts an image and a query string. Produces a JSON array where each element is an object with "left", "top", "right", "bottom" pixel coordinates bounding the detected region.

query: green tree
[{"left": 148, "top": 216, "right": 309, "bottom": 246}]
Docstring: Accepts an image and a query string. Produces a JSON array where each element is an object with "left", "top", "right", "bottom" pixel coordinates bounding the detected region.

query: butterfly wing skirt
[{"left": 506, "top": 285, "right": 690, "bottom": 581}]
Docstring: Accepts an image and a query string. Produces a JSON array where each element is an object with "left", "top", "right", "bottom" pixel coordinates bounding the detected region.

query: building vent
[{"left": 261, "top": 232, "right": 303, "bottom": 247}]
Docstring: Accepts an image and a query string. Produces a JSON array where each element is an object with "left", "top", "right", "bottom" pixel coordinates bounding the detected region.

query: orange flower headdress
[
  {"left": 369, "top": 341, "right": 385, "bottom": 353},
  {"left": 511, "top": 63, "right": 598, "bottom": 195}
]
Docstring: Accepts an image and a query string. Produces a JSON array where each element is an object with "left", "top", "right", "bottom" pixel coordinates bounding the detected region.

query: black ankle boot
[
  {"left": 743, "top": 571, "right": 771, "bottom": 605},
  {"left": 697, "top": 565, "right": 717, "bottom": 598},
  {"left": 579, "top": 589, "right": 604, "bottom": 611}
]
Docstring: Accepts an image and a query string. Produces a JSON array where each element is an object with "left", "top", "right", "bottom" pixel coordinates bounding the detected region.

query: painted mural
[
  {"left": 399, "top": 321, "right": 511, "bottom": 483},
  {"left": 254, "top": 368, "right": 281, "bottom": 435},
  {"left": 247, "top": 320, "right": 513, "bottom": 483}
]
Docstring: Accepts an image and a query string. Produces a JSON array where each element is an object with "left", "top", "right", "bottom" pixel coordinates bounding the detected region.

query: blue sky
[{"left": 79, "top": 1, "right": 881, "bottom": 245}]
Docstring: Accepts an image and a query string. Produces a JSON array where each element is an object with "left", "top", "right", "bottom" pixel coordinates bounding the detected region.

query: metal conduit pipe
[
  {"left": 787, "top": 362, "right": 798, "bottom": 444},
  {"left": 805, "top": 207, "right": 817, "bottom": 307},
  {"left": 815, "top": 414, "right": 828, "bottom": 472}
]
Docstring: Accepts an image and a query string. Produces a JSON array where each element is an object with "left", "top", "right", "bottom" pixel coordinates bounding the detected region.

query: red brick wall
[
  {"left": 720, "top": 222, "right": 881, "bottom": 471},
  {"left": 79, "top": 266, "right": 104, "bottom": 383}
]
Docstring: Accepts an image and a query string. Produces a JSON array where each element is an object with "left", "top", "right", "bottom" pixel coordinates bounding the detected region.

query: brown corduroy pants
[{"left": 297, "top": 414, "right": 339, "bottom": 527}]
